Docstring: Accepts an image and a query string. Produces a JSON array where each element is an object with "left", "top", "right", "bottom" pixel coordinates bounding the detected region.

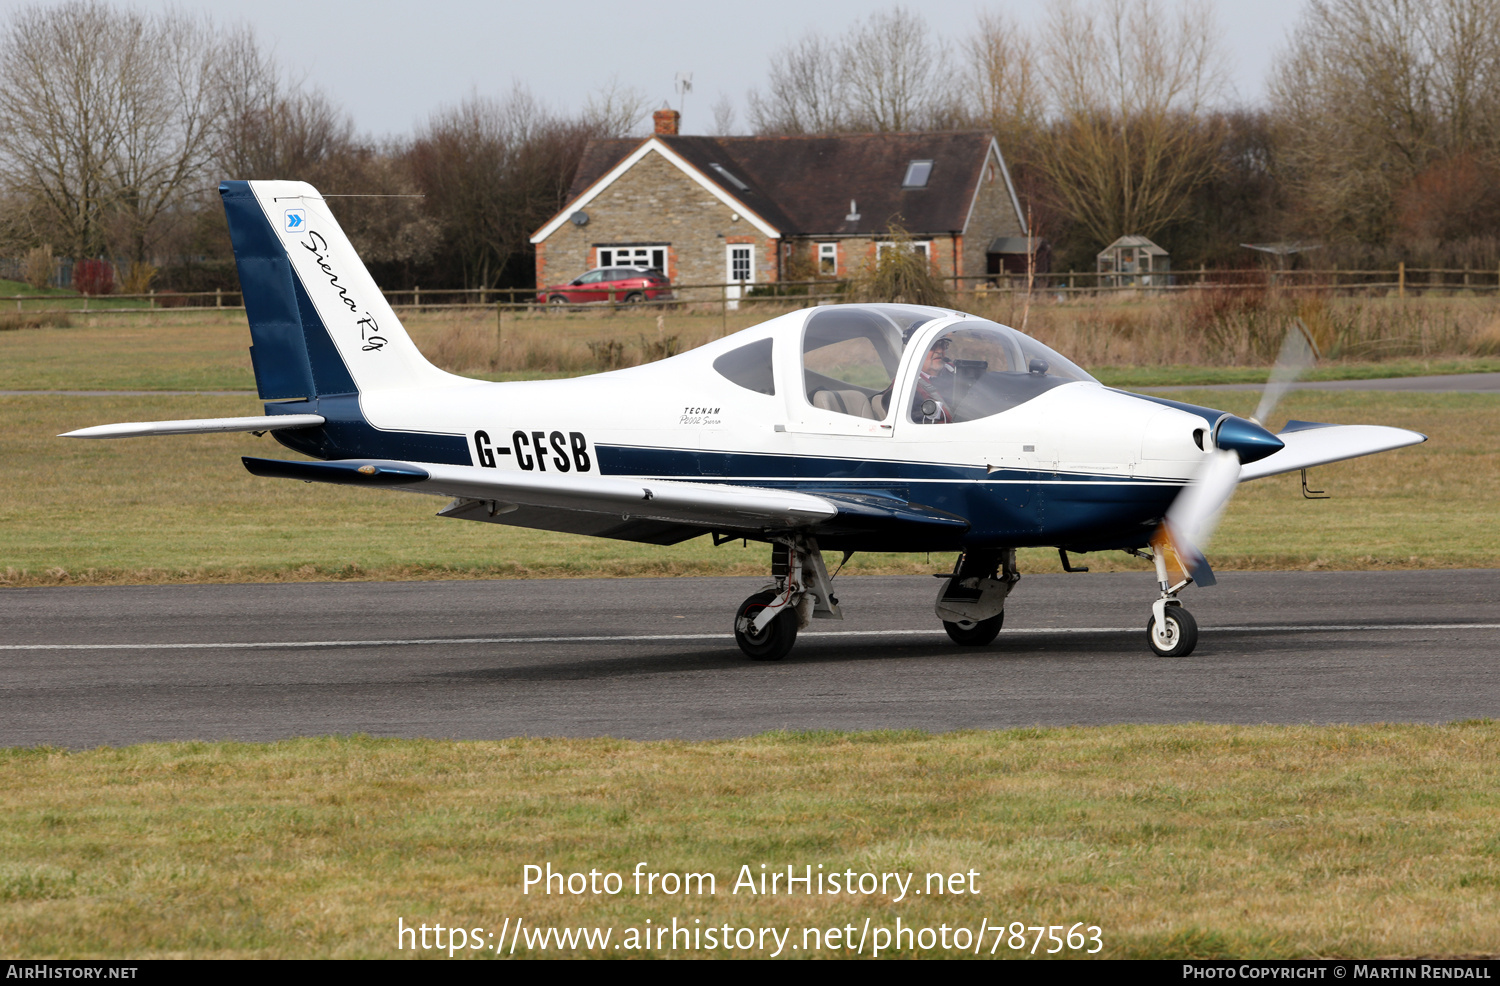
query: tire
[
  {"left": 1146, "top": 605, "right": 1198, "bottom": 657},
  {"left": 547, "top": 295, "right": 568, "bottom": 306},
  {"left": 624, "top": 291, "right": 644, "bottom": 304},
  {"left": 734, "top": 590, "right": 798, "bottom": 661},
  {"left": 944, "top": 611, "right": 1003, "bottom": 646}
]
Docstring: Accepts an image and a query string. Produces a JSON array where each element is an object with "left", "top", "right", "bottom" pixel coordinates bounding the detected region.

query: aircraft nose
[{"left": 1215, "top": 415, "right": 1284, "bottom": 463}]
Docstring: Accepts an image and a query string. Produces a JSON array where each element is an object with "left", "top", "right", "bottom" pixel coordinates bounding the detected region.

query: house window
[
  {"left": 876, "top": 240, "right": 931, "bottom": 261},
  {"left": 818, "top": 243, "right": 837, "bottom": 275},
  {"left": 902, "top": 160, "right": 933, "bottom": 188},
  {"left": 597, "top": 245, "right": 667, "bottom": 273}
]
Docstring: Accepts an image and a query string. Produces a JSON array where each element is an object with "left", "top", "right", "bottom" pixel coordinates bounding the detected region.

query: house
[
  {"left": 1097, "top": 235, "right": 1171, "bottom": 287},
  {"left": 530, "top": 110, "right": 1030, "bottom": 299}
]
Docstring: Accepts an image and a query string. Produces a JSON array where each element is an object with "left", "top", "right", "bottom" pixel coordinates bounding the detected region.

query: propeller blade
[
  {"left": 1252, "top": 318, "right": 1319, "bottom": 427},
  {"left": 1155, "top": 447, "right": 1241, "bottom": 587}
]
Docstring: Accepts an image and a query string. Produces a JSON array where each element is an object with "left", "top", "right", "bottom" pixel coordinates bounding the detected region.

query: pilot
[{"left": 912, "top": 336, "right": 956, "bottom": 423}]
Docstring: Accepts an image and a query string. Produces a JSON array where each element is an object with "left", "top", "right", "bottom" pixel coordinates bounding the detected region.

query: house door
[{"left": 725, "top": 245, "right": 753, "bottom": 310}]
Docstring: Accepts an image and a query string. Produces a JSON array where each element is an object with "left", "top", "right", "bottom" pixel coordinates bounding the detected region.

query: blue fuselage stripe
[{"left": 595, "top": 444, "right": 1183, "bottom": 549}]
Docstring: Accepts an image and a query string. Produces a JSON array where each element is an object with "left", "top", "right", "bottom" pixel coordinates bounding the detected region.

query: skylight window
[
  {"left": 708, "top": 163, "right": 749, "bottom": 192},
  {"left": 902, "top": 160, "right": 933, "bottom": 188}
]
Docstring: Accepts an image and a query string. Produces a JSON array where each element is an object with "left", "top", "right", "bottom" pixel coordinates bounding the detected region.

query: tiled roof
[{"left": 566, "top": 132, "right": 997, "bottom": 237}]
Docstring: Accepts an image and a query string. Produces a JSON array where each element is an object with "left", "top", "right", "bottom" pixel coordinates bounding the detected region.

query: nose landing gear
[
  {"left": 732, "top": 536, "right": 842, "bottom": 661},
  {"left": 1135, "top": 542, "right": 1200, "bottom": 657}
]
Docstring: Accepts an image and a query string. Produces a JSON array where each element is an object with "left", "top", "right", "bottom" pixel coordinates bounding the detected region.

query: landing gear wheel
[
  {"left": 734, "top": 591, "right": 798, "bottom": 661},
  {"left": 1147, "top": 606, "right": 1198, "bottom": 657},
  {"left": 944, "top": 611, "right": 1003, "bottom": 646}
]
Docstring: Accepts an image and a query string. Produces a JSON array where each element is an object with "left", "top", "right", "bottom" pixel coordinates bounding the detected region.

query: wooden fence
[{"left": 6, "top": 264, "right": 1500, "bottom": 316}]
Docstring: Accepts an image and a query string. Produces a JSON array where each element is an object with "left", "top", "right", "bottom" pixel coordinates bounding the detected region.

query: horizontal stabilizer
[
  {"left": 1238, "top": 421, "right": 1427, "bottom": 481},
  {"left": 61, "top": 415, "right": 326, "bottom": 440},
  {"left": 242, "top": 457, "right": 430, "bottom": 487}
]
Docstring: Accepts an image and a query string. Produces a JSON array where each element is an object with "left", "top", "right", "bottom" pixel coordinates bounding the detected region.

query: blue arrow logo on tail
[{"left": 284, "top": 209, "right": 305, "bottom": 231}]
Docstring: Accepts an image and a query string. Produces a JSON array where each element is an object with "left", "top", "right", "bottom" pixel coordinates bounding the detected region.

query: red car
[{"left": 538, "top": 266, "right": 672, "bottom": 306}]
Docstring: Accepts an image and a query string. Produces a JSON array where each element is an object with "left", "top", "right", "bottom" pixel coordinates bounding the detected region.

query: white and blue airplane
[{"left": 64, "top": 180, "right": 1426, "bottom": 660}]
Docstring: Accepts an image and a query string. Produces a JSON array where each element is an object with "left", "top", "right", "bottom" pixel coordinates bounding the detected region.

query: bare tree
[
  {"left": 581, "top": 77, "right": 650, "bottom": 138},
  {"left": 213, "top": 27, "right": 356, "bottom": 180},
  {"left": 966, "top": 11, "right": 1043, "bottom": 154},
  {"left": 709, "top": 91, "right": 738, "bottom": 136},
  {"left": 748, "top": 8, "right": 961, "bottom": 134},
  {"left": 0, "top": 1, "right": 136, "bottom": 259},
  {"left": 746, "top": 31, "right": 851, "bottom": 134},
  {"left": 0, "top": 3, "right": 228, "bottom": 265},
  {"left": 1034, "top": 0, "right": 1228, "bottom": 247},
  {"left": 109, "top": 13, "right": 221, "bottom": 266},
  {"left": 842, "top": 7, "right": 954, "bottom": 132},
  {"left": 410, "top": 86, "right": 598, "bottom": 288},
  {"left": 1270, "top": 0, "right": 1500, "bottom": 243}
]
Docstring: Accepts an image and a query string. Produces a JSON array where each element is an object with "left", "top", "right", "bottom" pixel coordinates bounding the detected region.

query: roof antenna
[{"left": 675, "top": 72, "right": 693, "bottom": 115}]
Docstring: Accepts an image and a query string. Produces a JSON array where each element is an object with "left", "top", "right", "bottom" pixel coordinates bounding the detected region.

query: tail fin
[{"left": 220, "top": 180, "right": 453, "bottom": 399}]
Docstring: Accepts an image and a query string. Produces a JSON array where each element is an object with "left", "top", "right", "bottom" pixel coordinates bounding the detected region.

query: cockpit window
[
  {"left": 713, "top": 337, "right": 775, "bottom": 395},
  {"left": 802, "top": 305, "right": 945, "bottom": 419},
  {"left": 909, "top": 320, "right": 1095, "bottom": 423}
]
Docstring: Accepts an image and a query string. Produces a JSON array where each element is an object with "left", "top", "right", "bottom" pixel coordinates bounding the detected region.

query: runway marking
[{"left": 3, "top": 623, "right": 1498, "bottom": 652}]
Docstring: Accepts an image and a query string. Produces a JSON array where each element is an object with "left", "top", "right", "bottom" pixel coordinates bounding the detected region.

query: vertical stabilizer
[{"left": 220, "top": 180, "right": 455, "bottom": 398}]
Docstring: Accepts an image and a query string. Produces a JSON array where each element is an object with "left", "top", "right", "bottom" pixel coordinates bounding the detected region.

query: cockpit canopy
[{"left": 710, "top": 305, "right": 1096, "bottom": 423}]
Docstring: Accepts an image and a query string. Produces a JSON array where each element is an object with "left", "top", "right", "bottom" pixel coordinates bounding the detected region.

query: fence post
[
  {"left": 215, "top": 287, "right": 222, "bottom": 309},
  {"left": 1397, "top": 262, "right": 1405, "bottom": 299},
  {"left": 414, "top": 285, "right": 420, "bottom": 310},
  {"left": 149, "top": 288, "right": 155, "bottom": 310}
]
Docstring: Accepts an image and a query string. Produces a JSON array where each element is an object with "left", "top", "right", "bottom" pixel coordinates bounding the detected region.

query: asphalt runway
[{"left": 2, "top": 570, "right": 1497, "bottom": 747}]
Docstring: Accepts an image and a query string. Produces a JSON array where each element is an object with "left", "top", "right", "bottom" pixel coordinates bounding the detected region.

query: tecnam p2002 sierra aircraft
[{"left": 65, "top": 180, "right": 1426, "bottom": 660}]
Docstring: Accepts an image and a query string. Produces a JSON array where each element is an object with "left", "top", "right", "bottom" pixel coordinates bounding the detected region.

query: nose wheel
[{"left": 1134, "top": 543, "right": 1201, "bottom": 657}]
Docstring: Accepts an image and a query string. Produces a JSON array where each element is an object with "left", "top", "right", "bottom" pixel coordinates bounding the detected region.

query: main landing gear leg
[
  {"left": 733, "top": 536, "right": 843, "bottom": 661},
  {"left": 1136, "top": 547, "right": 1199, "bottom": 658},
  {"left": 936, "top": 549, "right": 1019, "bottom": 646}
]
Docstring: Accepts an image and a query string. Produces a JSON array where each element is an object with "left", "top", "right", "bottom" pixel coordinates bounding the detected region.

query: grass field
[
  {"left": 4, "top": 307, "right": 1500, "bottom": 391},
  {"left": 2, "top": 724, "right": 1497, "bottom": 958}
]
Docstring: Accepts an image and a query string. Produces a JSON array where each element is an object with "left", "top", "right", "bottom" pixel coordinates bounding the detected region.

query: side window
[
  {"left": 578, "top": 270, "right": 604, "bottom": 284},
  {"left": 713, "top": 338, "right": 775, "bottom": 395},
  {"left": 597, "top": 249, "right": 613, "bottom": 267},
  {"left": 802, "top": 308, "right": 903, "bottom": 420},
  {"left": 818, "top": 243, "right": 837, "bottom": 275}
]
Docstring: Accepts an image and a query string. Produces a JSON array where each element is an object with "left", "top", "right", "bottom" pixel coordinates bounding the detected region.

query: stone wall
[
  {"left": 961, "top": 145, "right": 1027, "bottom": 283},
  {"left": 536, "top": 149, "right": 779, "bottom": 300}
]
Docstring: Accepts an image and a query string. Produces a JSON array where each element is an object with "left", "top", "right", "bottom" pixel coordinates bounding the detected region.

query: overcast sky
[{"left": 0, "top": 0, "right": 1311, "bottom": 138}]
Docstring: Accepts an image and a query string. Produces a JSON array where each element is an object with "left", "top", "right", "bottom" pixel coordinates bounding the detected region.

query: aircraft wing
[
  {"left": 242, "top": 456, "right": 969, "bottom": 545},
  {"left": 1238, "top": 421, "right": 1427, "bottom": 482}
]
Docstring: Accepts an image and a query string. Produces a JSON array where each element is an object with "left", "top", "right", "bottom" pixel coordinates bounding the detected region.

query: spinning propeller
[{"left": 1152, "top": 321, "right": 1319, "bottom": 587}]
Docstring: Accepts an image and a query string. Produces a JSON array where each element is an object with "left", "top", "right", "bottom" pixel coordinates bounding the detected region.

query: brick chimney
[{"left": 653, "top": 108, "right": 680, "bottom": 136}]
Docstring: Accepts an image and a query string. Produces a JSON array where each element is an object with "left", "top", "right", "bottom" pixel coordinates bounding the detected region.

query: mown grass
[
  {"left": 1, "top": 388, "right": 1492, "bottom": 586},
  {"left": 1, "top": 724, "right": 1497, "bottom": 958}
]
